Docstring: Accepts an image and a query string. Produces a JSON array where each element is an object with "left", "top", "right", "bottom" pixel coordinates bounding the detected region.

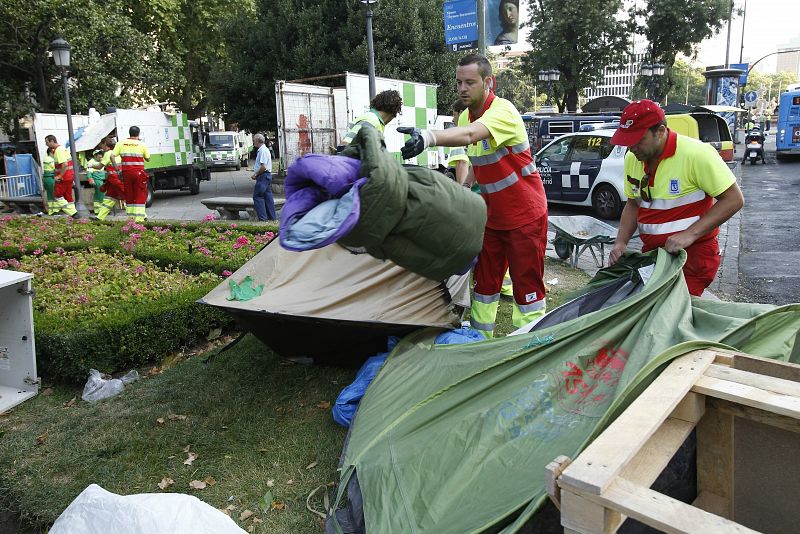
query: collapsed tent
[
  {"left": 328, "top": 249, "right": 800, "bottom": 533},
  {"left": 279, "top": 125, "right": 487, "bottom": 281},
  {"left": 199, "top": 240, "right": 470, "bottom": 366}
]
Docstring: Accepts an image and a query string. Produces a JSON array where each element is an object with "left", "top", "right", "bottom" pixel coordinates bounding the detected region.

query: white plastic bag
[
  {"left": 50, "top": 484, "right": 246, "bottom": 534},
  {"left": 81, "top": 369, "right": 139, "bottom": 402}
]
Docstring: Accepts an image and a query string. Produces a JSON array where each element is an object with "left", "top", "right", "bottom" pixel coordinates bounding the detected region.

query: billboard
[
  {"left": 444, "top": 0, "right": 479, "bottom": 52},
  {"left": 487, "top": 0, "right": 520, "bottom": 46}
]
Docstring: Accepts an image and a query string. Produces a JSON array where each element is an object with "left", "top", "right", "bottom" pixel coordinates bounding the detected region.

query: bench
[
  {"left": 200, "top": 196, "right": 285, "bottom": 221},
  {"left": 0, "top": 195, "right": 46, "bottom": 214}
]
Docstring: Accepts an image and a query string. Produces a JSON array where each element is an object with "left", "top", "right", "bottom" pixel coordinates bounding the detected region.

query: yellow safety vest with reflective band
[
  {"left": 447, "top": 147, "right": 470, "bottom": 167},
  {"left": 623, "top": 134, "right": 735, "bottom": 250},
  {"left": 53, "top": 145, "right": 74, "bottom": 179},
  {"left": 342, "top": 111, "right": 385, "bottom": 145},
  {"left": 113, "top": 138, "right": 150, "bottom": 172},
  {"left": 43, "top": 155, "right": 55, "bottom": 173}
]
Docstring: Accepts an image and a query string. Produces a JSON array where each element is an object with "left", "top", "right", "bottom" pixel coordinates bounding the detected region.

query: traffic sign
[
  {"left": 743, "top": 90, "right": 758, "bottom": 108},
  {"left": 444, "top": 0, "right": 478, "bottom": 52}
]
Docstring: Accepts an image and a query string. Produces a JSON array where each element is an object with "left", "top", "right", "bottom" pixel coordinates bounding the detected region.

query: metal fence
[{"left": 0, "top": 174, "right": 40, "bottom": 199}]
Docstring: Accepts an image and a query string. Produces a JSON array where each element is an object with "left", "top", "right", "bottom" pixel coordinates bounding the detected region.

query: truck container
[{"left": 275, "top": 72, "right": 450, "bottom": 181}]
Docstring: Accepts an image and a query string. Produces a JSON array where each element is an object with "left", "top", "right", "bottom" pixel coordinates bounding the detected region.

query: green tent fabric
[
  {"left": 330, "top": 249, "right": 800, "bottom": 533},
  {"left": 339, "top": 125, "right": 487, "bottom": 281}
]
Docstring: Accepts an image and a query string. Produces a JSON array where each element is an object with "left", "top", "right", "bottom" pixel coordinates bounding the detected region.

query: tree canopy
[
  {"left": 522, "top": 0, "right": 633, "bottom": 112},
  {"left": 630, "top": 0, "right": 730, "bottom": 101},
  {"left": 213, "top": 0, "right": 459, "bottom": 133}
]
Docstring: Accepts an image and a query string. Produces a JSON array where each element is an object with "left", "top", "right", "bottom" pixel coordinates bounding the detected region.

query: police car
[{"left": 534, "top": 125, "right": 626, "bottom": 219}]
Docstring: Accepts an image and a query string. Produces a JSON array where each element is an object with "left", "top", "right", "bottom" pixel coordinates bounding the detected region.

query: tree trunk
[{"left": 565, "top": 88, "right": 579, "bottom": 113}]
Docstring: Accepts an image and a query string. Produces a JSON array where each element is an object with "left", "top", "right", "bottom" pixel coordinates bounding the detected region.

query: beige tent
[{"left": 200, "top": 241, "right": 469, "bottom": 365}]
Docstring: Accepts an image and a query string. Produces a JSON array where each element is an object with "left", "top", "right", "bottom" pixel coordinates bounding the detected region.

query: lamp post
[
  {"left": 361, "top": 0, "right": 378, "bottom": 100},
  {"left": 49, "top": 37, "right": 87, "bottom": 216},
  {"left": 538, "top": 69, "right": 560, "bottom": 108},
  {"left": 640, "top": 63, "right": 665, "bottom": 102}
]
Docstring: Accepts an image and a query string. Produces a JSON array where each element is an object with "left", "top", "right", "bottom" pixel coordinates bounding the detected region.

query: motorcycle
[{"left": 744, "top": 130, "right": 765, "bottom": 165}]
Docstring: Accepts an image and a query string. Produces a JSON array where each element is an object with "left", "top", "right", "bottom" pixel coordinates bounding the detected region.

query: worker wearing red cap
[{"left": 608, "top": 100, "right": 744, "bottom": 296}]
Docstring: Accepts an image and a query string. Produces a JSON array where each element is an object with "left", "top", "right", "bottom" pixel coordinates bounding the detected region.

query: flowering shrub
[
  {"left": 15, "top": 250, "right": 220, "bottom": 323},
  {"left": 114, "top": 222, "right": 276, "bottom": 273},
  {"left": 0, "top": 215, "right": 116, "bottom": 258}
]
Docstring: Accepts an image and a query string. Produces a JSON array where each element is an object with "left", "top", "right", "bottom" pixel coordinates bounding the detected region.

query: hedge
[{"left": 35, "top": 284, "right": 232, "bottom": 381}]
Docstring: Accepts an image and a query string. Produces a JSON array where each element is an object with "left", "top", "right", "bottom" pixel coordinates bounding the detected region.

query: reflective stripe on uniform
[
  {"left": 470, "top": 147, "right": 509, "bottom": 166},
  {"left": 516, "top": 299, "right": 546, "bottom": 313},
  {"left": 510, "top": 139, "right": 530, "bottom": 154},
  {"left": 473, "top": 291, "right": 501, "bottom": 304},
  {"left": 480, "top": 172, "right": 519, "bottom": 194},
  {"left": 519, "top": 162, "right": 537, "bottom": 177},
  {"left": 639, "top": 190, "right": 706, "bottom": 210},
  {"left": 638, "top": 216, "right": 700, "bottom": 235},
  {"left": 470, "top": 318, "right": 495, "bottom": 332}
]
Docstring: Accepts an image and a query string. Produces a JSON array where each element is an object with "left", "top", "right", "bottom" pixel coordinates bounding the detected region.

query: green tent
[{"left": 329, "top": 250, "right": 800, "bottom": 533}]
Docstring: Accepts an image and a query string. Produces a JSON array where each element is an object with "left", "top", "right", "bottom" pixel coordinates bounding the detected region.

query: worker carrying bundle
[{"left": 279, "top": 124, "right": 487, "bottom": 281}]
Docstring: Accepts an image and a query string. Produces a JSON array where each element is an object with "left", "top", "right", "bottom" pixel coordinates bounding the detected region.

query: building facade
[{"left": 584, "top": 36, "right": 649, "bottom": 100}]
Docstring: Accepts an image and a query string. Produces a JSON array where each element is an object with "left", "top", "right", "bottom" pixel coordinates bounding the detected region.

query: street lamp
[
  {"left": 49, "top": 37, "right": 87, "bottom": 216},
  {"left": 538, "top": 69, "right": 560, "bottom": 107},
  {"left": 640, "top": 63, "right": 665, "bottom": 101},
  {"left": 361, "top": 0, "right": 378, "bottom": 100}
]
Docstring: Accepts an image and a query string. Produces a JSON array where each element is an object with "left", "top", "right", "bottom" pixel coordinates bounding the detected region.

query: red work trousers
[
  {"left": 101, "top": 168, "right": 125, "bottom": 199},
  {"left": 123, "top": 169, "right": 148, "bottom": 205},
  {"left": 474, "top": 213, "right": 548, "bottom": 307},
  {"left": 54, "top": 178, "right": 74, "bottom": 202},
  {"left": 682, "top": 239, "right": 721, "bottom": 296}
]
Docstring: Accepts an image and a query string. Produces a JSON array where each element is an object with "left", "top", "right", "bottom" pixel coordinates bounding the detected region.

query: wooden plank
[
  {"left": 593, "top": 478, "right": 759, "bottom": 534},
  {"left": 544, "top": 455, "right": 571, "bottom": 511},
  {"left": 696, "top": 406, "right": 734, "bottom": 519},
  {"left": 560, "top": 489, "right": 620, "bottom": 534},
  {"left": 559, "top": 350, "right": 716, "bottom": 495},
  {"left": 692, "top": 491, "right": 731, "bottom": 518},
  {"left": 693, "top": 375, "right": 800, "bottom": 419},
  {"left": 670, "top": 391, "right": 706, "bottom": 423},
  {"left": 705, "top": 364, "right": 800, "bottom": 398},
  {"left": 732, "top": 352, "right": 800, "bottom": 383},
  {"left": 708, "top": 397, "right": 800, "bottom": 434}
]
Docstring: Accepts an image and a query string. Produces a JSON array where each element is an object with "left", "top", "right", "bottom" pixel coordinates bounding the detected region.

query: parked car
[
  {"left": 665, "top": 109, "right": 735, "bottom": 166},
  {"left": 534, "top": 128, "right": 626, "bottom": 220},
  {"left": 522, "top": 114, "right": 620, "bottom": 152}
]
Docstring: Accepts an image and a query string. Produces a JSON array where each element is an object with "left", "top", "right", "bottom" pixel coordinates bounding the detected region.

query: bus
[{"left": 777, "top": 88, "right": 800, "bottom": 159}]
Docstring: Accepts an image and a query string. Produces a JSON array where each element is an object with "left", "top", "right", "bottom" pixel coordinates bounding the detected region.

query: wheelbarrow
[{"left": 549, "top": 215, "right": 619, "bottom": 268}]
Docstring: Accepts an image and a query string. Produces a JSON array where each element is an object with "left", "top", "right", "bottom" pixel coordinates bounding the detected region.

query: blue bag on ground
[
  {"left": 333, "top": 337, "right": 399, "bottom": 428},
  {"left": 434, "top": 327, "right": 485, "bottom": 345}
]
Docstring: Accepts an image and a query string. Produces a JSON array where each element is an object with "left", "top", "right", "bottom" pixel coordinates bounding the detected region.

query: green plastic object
[{"left": 226, "top": 276, "right": 264, "bottom": 301}]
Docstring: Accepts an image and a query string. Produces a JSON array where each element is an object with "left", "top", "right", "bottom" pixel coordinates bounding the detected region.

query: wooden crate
[{"left": 547, "top": 348, "right": 800, "bottom": 534}]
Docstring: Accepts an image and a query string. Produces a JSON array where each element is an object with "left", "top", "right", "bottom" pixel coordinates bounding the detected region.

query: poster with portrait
[{"left": 487, "top": 0, "right": 521, "bottom": 47}]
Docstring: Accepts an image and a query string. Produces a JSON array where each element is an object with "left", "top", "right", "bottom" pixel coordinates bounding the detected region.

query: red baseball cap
[{"left": 610, "top": 100, "right": 666, "bottom": 146}]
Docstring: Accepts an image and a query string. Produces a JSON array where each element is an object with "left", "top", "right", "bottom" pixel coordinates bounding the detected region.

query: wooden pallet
[{"left": 547, "top": 348, "right": 800, "bottom": 534}]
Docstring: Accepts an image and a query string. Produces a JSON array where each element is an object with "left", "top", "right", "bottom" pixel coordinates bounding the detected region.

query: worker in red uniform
[
  {"left": 608, "top": 100, "right": 744, "bottom": 296},
  {"left": 113, "top": 126, "right": 150, "bottom": 222},
  {"left": 94, "top": 138, "right": 125, "bottom": 221},
  {"left": 400, "top": 53, "right": 548, "bottom": 337},
  {"left": 44, "top": 135, "right": 79, "bottom": 218}
]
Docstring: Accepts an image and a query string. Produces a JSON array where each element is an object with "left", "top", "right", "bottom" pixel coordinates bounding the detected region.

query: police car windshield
[{"left": 209, "top": 135, "right": 235, "bottom": 148}]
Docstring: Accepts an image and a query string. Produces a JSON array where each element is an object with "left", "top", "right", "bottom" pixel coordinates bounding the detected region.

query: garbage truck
[
  {"left": 32, "top": 107, "right": 210, "bottom": 207},
  {"left": 205, "top": 130, "right": 252, "bottom": 171},
  {"left": 274, "top": 72, "right": 452, "bottom": 180}
]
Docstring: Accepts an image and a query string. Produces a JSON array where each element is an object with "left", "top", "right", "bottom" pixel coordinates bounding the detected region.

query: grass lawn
[{"left": 0, "top": 257, "right": 590, "bottom": 533}]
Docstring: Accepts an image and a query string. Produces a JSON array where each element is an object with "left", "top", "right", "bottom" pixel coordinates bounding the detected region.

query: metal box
[{"left": 0, "top": 269, "right": 38, "bottom": 412}]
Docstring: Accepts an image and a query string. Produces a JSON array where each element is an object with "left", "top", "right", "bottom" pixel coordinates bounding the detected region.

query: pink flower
[
  {"left": 236, "top": 236, "right": 249, "bottom": 245},
  {"left": 133, "top": 265, "right": 146, "bottom": 274},
  {"left": 23, "top": 236, "right": 33, "bottom": 243},
  {"left": 8, "top": 259, "right": 21, "bottom": 268},
  {"left": 0, "top": 260, "right": 7, "bottom": 269},
  {"left": 83, "top": 233, "right": 94, "bottom": 241},
  {"left": 229, "top": 223, "right": 237, "bottom": 229},
  {"left": 2, "top": 241, "right": 11, "bottom": 247},
  {"left": 203, "top": 213, "right": 217, "bottom": 222},
  {"left": 221, "top": 270, "right": 233, "bottom": 278},
  {"left": 76, "top": 295, "right": 89, "bottom": 304},
  {"left": 86, "top": 267, "right": 97, "bottom": 274},
  {"left": 55, "top": 247, "right": 65, "bottom": 255},
  {"left": 33, "top": 248, "right": 43, "bottom": 255}
]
